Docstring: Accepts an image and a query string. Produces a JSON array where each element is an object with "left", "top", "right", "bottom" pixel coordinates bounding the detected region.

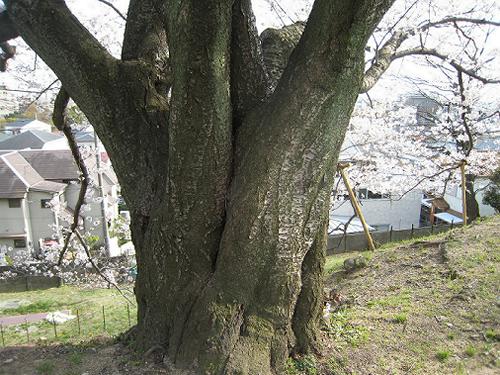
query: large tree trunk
[{"left": 8, "top": 0, "right": 394, "bottom": 373}]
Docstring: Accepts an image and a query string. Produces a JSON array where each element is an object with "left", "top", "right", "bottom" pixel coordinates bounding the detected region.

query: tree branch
[
  {"left": 122, "top": 0, "right": 167, "bottom": 62},
  {"left": 393, "top": 47, "right": 500, "bottom": 84},
  {"left": 361, "top": 17, "right": 500, "bottom": 92},
  {"left": 52, "top": 88, "right": 90, "bottom": 266},
  {"left": 7, "top": 0, "right": 118, "bottom": 112},
  {"left": 96, "top": 0, "right": 126, "bottom": 21},
  {"left": 230, "top": 0, "right": 270, "bottom": 123},
  {"left": 0, "top": 9, "right": 18, "bottom": 42}
]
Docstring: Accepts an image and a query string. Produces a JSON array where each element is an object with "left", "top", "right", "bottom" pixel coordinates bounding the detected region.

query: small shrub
[
  {"left": 286, "top": 355, "right": 318, "bottom": 375},
  {"left": 484, "top": 329, "right": 500, "bottom": 342},
  {"left": 393, "top": 313, "right": 407, "bottom": 324},
  {"left": 36, "top": 361, "right": 55, "bottom": 375},
  {"left": 436, "top": 349, "right": 451, "bottom": 362},
  {"left": 464, "top": 345, "right": 476, "bottom": 357}
]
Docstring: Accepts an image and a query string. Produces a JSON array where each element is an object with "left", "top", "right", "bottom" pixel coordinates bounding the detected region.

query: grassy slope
[
  {"left": 0, "top": 286, "right": 136, "bottom": 346},
  {"left": 312, "top": 216, "right": 499, "bottom": 375}
]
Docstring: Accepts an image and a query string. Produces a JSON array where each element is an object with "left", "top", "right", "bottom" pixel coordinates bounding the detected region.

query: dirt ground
[
  {"left": 0, "top": 338, "right": 169, "bottom": 375},
  {"left": 318, "top": 216, "right": 500, "bottom": 375},
  {"left": 0, "top": 217, "right": 498, "bottom": 375}
]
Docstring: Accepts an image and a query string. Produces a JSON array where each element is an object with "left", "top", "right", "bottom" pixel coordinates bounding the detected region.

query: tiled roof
[
  {"left": 2, "top": 152, "right": 43, "bottom": 186},
  {"left": 18, "top": 150, "right": 80, "bottom": 180},
  {"left": 0, "top": 130, "right": 61, "bottom": 150},
  {"left": 0, "top": 156, "right": 27, "bottom": 198},
  {"left": 0, "top": 151, "right": 67, "bottom": 198}
]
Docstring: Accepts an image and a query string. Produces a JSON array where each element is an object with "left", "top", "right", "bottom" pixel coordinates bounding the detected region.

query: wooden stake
[
  {"left": 24, "top": 319, "right": 30, "bottom": 343},
  {"left": 460, "top": 160, "right": 468, "bottom": 226},
  {"left": 126, "top": 304, "right": 131, "bottom": 327},
  {"left": 338, "top": 163, "right": 376, "bottom": 251},
  {"left": 76, "top": 309, "right": 81, "bottom": 335},
  {"left": 102, "top": 306, "right": 106, "bottom": 331},
  {"left": 0, "top": 324, "right": 4, "bottom": 347}
]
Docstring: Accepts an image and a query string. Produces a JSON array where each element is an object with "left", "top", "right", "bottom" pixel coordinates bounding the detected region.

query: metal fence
[
  {"left": 327, "top": 222, "right": 457, "bottom": 254},
  {"left": 0, "top": 302, "right": 136, "bottom": 347}
]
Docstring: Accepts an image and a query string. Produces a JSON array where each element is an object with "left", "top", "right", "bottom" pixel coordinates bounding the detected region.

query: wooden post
[
  {"left": 0, "top": 324, "right": 4, "bottom": 347},
  {"left": 127, "top": 304, "right": 131, "bottom": 327},
  {"left": 24, "top": 319, "right": 29, "bottom": 343},
  {"left": 53, "top": 319, "right": 57, "bottom": 338},
  {"left": 338, "top": 163, "right": 375, "bottom": 251},
  {"left": 76, "top": 309, "right": 81, "bottom": 335},
  {"left": 460, "top": 160, "right": 468, "bottom": 226},
  {"left": 102, "top": 306, "right": 106, "bottom": 331}
]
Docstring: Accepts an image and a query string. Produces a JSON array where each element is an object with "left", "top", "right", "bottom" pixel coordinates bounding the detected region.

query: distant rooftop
[
  {"left": 0, "top": 130, "right": 62, "bottom": 150},
  {"left": 3, "top": 119, "right": 51, "bottom": 130}
]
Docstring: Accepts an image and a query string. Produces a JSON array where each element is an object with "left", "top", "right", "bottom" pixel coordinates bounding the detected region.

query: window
[
  {"left": 41, "top": 199, "right": 52, "bottom": 208},
  {"left": 357, "top": 189, "right": 389, "bottom": 200},
  {"left": 8, "top": 198, "right": 21, "bottom": 208},
  {"left": 14, "top": 238, "right": 26, "bottom": 248}
]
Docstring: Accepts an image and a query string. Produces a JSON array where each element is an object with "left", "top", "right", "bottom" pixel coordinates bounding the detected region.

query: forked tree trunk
[{"left": 8, "top": 0, "right": 394, "bottom": 373}]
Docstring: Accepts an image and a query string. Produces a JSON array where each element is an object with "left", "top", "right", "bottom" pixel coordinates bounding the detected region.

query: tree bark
[{"left": 7, "top": 0, "right": 394, "bottom": 373}]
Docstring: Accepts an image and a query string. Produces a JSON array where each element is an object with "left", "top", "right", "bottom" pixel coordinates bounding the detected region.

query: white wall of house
[
  {"left": 445, "top": 178, "right": 497, "bottom": 217},
  {"left": 332, "top": 190, "right": 423, "bottom": 230},
  {"left": 0, "top": 196, "right": 33, "bottom": 256},
  {"left": 26, "top": 191, "right": 61, "bottom": 251},
  {"left": 64, "top": 183, "right": 119, "bottom": 245}
]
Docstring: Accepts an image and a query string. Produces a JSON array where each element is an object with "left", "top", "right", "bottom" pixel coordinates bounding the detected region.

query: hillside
[
  {"left": 310, "top": 216, "right": 499, "bottom": 374},
  {"left": 0, "top": 217, "right": 498, "bottom": 375}
]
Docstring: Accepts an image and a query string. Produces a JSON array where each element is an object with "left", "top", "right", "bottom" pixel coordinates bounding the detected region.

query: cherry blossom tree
[{"left": 0, "top": 0, "right": 499, "bottom": 372}]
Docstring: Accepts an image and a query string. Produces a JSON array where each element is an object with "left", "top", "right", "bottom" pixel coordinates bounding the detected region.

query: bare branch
[
  {"left": 52, "top": 88, "right": 90, "bottom": 266},
  {"left": 420, "top": 17, "right": 500, "bottom": 30},
  {"left": 96, "top": 0, "right": 126, "bottom": 21},
  {"left": 24, "top": 79, "right": 60, "bottom": 107},
  {"left": 362, "top": 17, "right": 500, "bottom": 92},
  {"left": 74, "top": 229, "right": 135, "bottom": 306},
  {"left": 393, "top": 48, "right": 500, "bottom": 84},
  {"left": 8, "top": 0, "right": 118, "bottom": 113}
]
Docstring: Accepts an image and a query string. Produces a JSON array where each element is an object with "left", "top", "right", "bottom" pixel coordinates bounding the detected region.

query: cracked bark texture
[{"left": 7, "top": 0, "right": 395, "bottom": 373}]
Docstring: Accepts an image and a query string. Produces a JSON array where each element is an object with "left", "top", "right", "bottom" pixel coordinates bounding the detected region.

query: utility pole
[{"left": 94, "top": 130, "right": 111, "bottom": 255}]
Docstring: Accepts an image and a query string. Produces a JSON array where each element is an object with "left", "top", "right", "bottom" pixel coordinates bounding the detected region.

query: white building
[
  {"left": 0, "top": 150, "right": 119, "bottom": 258},
  {"left": 2, "top": 119, "right": 52, "bottom": 135}
]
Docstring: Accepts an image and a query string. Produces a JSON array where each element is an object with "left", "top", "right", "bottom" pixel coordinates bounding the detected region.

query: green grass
[
  {"left": 324, "top": 251, "right": 372, "bottom": 275},
  {"left": 436, "top": 349, "right": 452, "bottom": 362},
  {"left": 464, "top": 345, "right": 477, "bottom": 357},
  {"left": 0, "top": 285, "right": 136, "bottom": 346},
  {"left": 35, "top": 360, "right": 55, "bottom": 375},
  {"left": 393, "top": 313, "right": 408, "bottom": 324}
]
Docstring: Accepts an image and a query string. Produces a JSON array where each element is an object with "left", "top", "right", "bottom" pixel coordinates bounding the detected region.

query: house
[
  {"left": 330, "top": 134, "right": 423, "bottom": 234},
  {"left": 2, "top": 119, "right": 52, "bottom": 135},
  {"left": 0, "top": 129, "right": 63, "bottom": 150},
  {"left": 0, "top": 149, "right": 119, "bottom": 258},
  {"left": 0, "top": 151, "right": 66, "bottom": 256},
  {"left": 331, "top": 189, "right": 423, "bottom": 233}
]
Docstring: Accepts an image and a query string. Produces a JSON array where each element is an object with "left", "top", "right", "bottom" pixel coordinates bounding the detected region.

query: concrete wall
[
  {"left": 0, "top": 275, "right": 62, "bottom": 293},
  {"left": 26, "top": 191, "right": 60, "bottom": 251},
  {"left": 445, "top": 178, "right": 496, "bottom": 217},
  {"left": 327, "top": 223, "right": 455, "bottom": 254},
  {"left": 332, "top": 190, "right": 422, "bottom": 230}
]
